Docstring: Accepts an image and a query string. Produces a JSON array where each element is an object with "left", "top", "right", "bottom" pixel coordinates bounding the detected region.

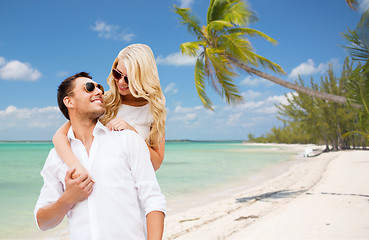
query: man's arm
[
  {"left": 125, "top": 131, "right": 166, "bottom": 238},
  {"left": 147, "top": 211, "right": 165, "bottom": 240},
  {"left": 36, "top": 169, "right": 93, "bottom": 231}
]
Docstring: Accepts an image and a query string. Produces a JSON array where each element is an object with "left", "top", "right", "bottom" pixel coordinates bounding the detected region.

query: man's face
[{"left": 68, "top": 77, "right": 105, "bottom": 120}]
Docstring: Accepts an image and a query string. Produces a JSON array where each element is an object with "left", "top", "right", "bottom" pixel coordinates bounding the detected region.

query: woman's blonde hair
[{"left": 100, "top": 44, "right": 166, "bottom": 147}]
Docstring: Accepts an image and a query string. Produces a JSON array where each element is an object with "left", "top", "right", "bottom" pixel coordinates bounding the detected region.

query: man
[{"left": 34, "top": 72, "right": 166, "bottom": 239}]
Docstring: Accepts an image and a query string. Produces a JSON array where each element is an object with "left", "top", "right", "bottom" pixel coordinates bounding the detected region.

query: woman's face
[{"left": 114, "top": 61, "right": 132, "bottom": 96}]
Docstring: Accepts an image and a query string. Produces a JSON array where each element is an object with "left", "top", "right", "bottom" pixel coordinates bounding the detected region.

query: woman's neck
[{"left": 121, "top": 94, "right": 148, "bottom": 107}]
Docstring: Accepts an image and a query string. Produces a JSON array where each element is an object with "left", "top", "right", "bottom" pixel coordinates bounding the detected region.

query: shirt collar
[{"left": 67, "top": 121, "right": 109, "bottom": 141}]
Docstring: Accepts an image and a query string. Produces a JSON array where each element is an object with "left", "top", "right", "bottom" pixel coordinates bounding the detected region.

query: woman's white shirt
[{"left": 116, "top": 104, "right": 153, "bottom": 140}]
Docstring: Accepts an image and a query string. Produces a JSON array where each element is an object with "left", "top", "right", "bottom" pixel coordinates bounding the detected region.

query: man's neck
[{"left": 70, "top": 118, "right": 97, "bottom": 155}]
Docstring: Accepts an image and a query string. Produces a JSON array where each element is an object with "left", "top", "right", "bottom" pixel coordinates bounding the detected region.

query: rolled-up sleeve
[
  {"left": 34, "top": 150, "right": 64, "bottom": 228},
  {"left": 125, "top": 131, "right": 166, "bottom": 216}
]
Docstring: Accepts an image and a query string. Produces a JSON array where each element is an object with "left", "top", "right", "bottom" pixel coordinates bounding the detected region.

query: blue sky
[{"left": 0, "top": 0, "right": 367, "bottom": 141}]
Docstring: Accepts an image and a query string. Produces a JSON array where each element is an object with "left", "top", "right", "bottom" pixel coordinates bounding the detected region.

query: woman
[{"left": 53, "top": 44, "right": 166, "bottom": 177}]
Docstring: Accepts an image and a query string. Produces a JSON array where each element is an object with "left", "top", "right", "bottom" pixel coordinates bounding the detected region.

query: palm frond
[
  {"left": 359, "top": 10, "right": 369, "bottom": 60},
  {"left": 342, "top": 29, "right": 369, "bottom": 61},
  {"left": 342, "top": 11, "right": 369, "bottom": 62},
  {"left": 223, "top": 0, "right": 255, "bottom": 26},
  {"left": 204, "top": 47, "right": 227, "bottom": 94},
  {"left": 342, "top": 130, "right": 369, "bottom": 140},
  {"left": 194, "top": 58, "right": 213, "bottom": 109},
  {"left": 207, "top": 0, "right": 256, "bottom": 26},
  {"left": 207, "top": 0, "right": 229, "bottom": 23},
  {"left": 346, "top": 0, "right": 358, "bottom": 10},
  {"left": 173, "top": 5, "right": 204, "bottom": 40},
  {"left": 180, "top": 41, "right": 204, "bottom": 57},
  {"left": 215, "top": 70, "right": 244, "bottom": 105},
  {"left": 247, "top": 52, "right": 286, "bottom": 74},
  {"left": 205, "top": 47, "right": 243, "bottom": 105},
  {"left": 218, "top": 33, "right": 254, "bottom": 63},
  {"left": 207, "top": 20, "right": 233, "bottom": 32},
  {"left": 205, "top": 47, "right": 235, "bottom": 76},
  {"left": 347, "top": 66, "right": 369, "bottom": 113},
  {"left": 233, "top": 28, "right": 278, "bottom": 45}
]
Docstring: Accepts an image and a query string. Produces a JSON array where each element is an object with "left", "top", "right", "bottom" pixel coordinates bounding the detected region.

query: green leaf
[
  {"left": 173, "top": 5, "right": 204, "bottom": 41},
  {"left": 194, "top": 58, "right": 213, "bottom": 110},
  {"left": 180, "top": 41, "right": 204, "bottom": 57}
]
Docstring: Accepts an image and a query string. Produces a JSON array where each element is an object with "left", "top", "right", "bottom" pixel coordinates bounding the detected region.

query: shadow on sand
[{"left": 236, "top": 189, "right": 306, "bottom": 203}]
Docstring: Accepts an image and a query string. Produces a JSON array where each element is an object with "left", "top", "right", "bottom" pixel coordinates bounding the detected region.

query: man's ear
[{"left": 63, "top": 96, "right": 74, "bottom": 108}]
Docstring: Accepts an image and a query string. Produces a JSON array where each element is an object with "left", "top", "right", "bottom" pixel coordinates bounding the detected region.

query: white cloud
[
  {"left": 164, "top": 82, "right": 178, "bottom": 94},
  {"left": 156, "top": 52, "right": 196, "bottom": 66},
  {"left": 174, "top": 105, "right": 203, "bottom": 113},
  {"left": 177, "top": 0, "right": 195, "bottom": 8},
  {"left": 91, "top": 20, "right": 135, "bottom": 42},
  {"left": 241, "top": 76, "right": 274, "bottom": 87},
  {"left": 0, "top": 56, "right": 5, "bottom": 66},
  {"left": 165, "top": 92, "right": 295, "bottom": 140},
  {"left": 241, "top": 90, "right": 262, "bottom": 100},
  {"left": 288, "top": 58, "right": 338, "bottom": 79},
  {"left": 227, "top": 113, "right": 242, "bottom": 125},
  {"left": 359, "top": 0, "right": 369, "bottom": 12},
  {"left": 0, "top": 105, "right": 65, "bottom": 140},
  {"left": 0, "top": 57, "right": 42, "bottom": 81}
]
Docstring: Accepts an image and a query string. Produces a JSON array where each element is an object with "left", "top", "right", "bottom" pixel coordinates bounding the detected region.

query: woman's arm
[
  {"left": 148, "top": 135, "right": 165, "bottom": 171},
  {"left": 52, "top": 121, "right": 89, "bottom": 178}
]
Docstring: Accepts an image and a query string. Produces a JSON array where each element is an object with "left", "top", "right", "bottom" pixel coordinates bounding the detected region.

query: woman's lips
[{"left": 119, "top": 85, "right": 129, "bottom": 91}]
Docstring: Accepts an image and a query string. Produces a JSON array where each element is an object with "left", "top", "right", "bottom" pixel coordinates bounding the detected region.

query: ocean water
[{"left": 0, "top": 141, "right": 301, "bottom": 239}]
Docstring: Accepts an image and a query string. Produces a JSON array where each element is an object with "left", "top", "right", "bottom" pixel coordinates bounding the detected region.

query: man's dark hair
[{"left": 57, "top": 72, "right": 92, "bottom": 120}]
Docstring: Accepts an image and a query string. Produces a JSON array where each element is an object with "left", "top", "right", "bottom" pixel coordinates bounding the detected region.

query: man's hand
[
  {"left": 64, "top": 168, "right": 94, "bottom": 205},
  {"left": 36, "top": 169, "right": 94, "bottom": 231}
]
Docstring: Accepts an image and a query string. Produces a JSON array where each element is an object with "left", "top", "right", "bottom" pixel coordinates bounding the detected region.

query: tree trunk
[{"left": 227, "top": 57, "right": 362, "bottom": 108}]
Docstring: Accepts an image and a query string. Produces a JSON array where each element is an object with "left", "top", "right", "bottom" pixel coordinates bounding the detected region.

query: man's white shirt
[{"left": 34, "top": 121, "right": 166, "bottom": 240}]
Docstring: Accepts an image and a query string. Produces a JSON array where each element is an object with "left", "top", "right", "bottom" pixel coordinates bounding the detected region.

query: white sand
[{"left": 163, "top": 149, "right": 369, "bottom": 239}]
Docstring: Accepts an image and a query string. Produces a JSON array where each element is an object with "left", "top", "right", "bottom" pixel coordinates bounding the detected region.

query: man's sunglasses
[
  {"left": 69, "top": 82, "right": 105, "bottom": 95},
  {"left": 112, "top": 68, "right": 129, "bottom": 84}
]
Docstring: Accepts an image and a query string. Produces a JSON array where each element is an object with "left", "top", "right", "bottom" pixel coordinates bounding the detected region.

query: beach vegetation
[
  {"left": 251, "top": 57, "right": 368, "bottom": 150},
  {"left": 342, "top": 10, "right": 369, "bottom": 141},
  {"left": 248, "top": 8, "right": 369, "bottom": 150},
  {"left": 174, "top": 0, "right": 353, "bottom": 110}
]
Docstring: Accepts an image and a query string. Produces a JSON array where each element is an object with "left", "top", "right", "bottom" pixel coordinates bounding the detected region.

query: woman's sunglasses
[
  {"left": 69, "top": 82, "right": 105, "bottom": 95},
  {"left": 112, "top": 68, "right": 129, "bottom": 84}
]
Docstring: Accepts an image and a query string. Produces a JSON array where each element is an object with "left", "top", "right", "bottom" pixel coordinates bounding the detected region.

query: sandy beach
[{"left": 163, "top": 147, "right": 369, "bottom": 239}]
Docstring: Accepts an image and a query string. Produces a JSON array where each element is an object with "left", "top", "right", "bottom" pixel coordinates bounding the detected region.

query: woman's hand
[
  {"left": 71, "top": 162, "right": 92, "bottom": 181},
  {"left": 107, "top": 117, "right": 138, "bottom": 133}
]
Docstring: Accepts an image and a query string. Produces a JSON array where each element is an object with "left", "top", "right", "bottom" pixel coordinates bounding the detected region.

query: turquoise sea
[{"left": 0, "top": 141, "right": 301, "bottom": 239}]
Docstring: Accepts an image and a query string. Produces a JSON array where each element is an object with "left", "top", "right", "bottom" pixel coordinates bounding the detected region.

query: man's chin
[
  {"left": 94, "top": 108, "right": 105, "bottom": 119},
  {"left": 86, "top": 108, "right": 105, "bottom": 121}
]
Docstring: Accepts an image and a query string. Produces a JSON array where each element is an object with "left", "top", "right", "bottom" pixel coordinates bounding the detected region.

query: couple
[{"left": 34, "top": 45, "right": 166, "bottom": 239}]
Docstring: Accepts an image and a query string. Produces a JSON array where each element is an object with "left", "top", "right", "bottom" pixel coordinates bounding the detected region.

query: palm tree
[
  {"left": 344, "top": 10, "right": 369, "bottom": 111},
  {"left": 342, "top": 10, "right": 369, "bottom": 140},
  {"left": 174, "top": 0, "right": 350, "bottom": 110}
]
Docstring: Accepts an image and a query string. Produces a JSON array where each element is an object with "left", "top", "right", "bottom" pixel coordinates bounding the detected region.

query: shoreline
[
  {"left": 165, "top": 143, "right": 309, "bottom": 214},
  {"left": 165, "top": 143, "right": 311, "bottom": 215},
  {"left": 163, "top": 148, "right": 369, "bottom": 239}
]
